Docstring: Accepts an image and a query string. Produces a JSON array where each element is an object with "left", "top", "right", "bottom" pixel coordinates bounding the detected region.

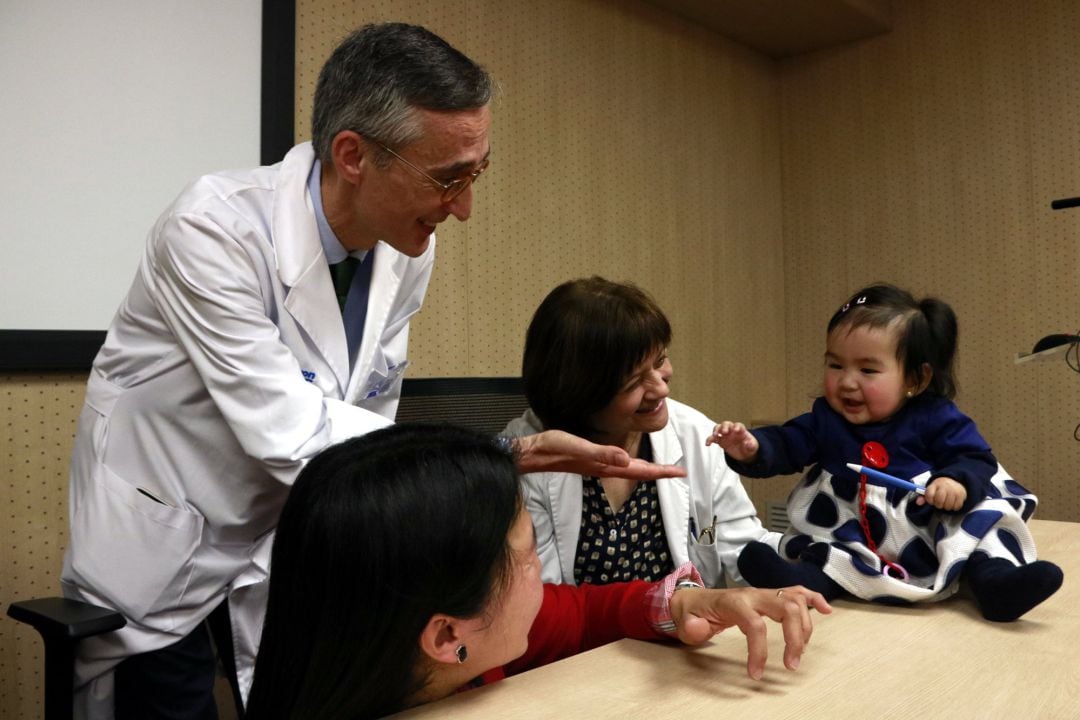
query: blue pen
[
  {"left": 845, "top": 463, "right": 926, "bottom": 495},
  {"left": 689, "top": 515, "right": 698, "bottom": 540}
]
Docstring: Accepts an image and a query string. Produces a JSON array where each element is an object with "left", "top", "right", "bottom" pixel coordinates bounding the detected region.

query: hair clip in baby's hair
[{"left": 839, "top": 295, "right": 869, "bottom": 314}]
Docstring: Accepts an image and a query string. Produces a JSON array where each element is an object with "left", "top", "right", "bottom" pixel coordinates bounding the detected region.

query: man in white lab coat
[{"left": 61, "top": 23, "right": 683, "bottom": 720}]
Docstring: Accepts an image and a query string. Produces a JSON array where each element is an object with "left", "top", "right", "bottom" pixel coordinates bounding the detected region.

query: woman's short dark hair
[
  {"left": 311, "top": 22, "right": 493, "bottom": 163},
  {"left": 827, "top": 283, "right": 960, "bottom": 398},
  {"left": 522, "top": 277, "right": 672, "bottom": 438},
  {"left": 245, "top": 423, "right": 521, "bottom": 720}
]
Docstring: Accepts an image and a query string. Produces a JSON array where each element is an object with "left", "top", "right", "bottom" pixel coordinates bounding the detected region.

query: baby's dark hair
[{"left": 827, "top": 283, "right": 959, "bottom": 398}]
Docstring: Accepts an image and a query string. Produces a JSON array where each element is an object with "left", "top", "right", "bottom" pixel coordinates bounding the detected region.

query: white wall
[{"left": 0, "top": 0, "right": 262, "bottom": 330}]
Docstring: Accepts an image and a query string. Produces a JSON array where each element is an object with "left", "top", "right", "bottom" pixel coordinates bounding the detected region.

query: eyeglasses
[{"left": 377, "top": 142, "right": 489, "bottom": 203}]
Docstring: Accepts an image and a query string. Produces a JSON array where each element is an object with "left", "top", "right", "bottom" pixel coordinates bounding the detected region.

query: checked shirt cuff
[{"left": 645, "top": 562, "right": 704, "bottom": 637}]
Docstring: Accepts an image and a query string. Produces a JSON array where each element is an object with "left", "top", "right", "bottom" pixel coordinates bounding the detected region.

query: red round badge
[{"left": 861, "top": 441, "right": 889, "bottom": 469}]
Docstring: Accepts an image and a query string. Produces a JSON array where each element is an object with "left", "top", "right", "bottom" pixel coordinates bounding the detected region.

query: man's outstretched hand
[{"left": 513, "top": 430, "right": 687, "bottom": 479}]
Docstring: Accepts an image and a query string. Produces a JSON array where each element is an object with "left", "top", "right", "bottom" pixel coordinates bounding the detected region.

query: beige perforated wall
[
  {"left": 0, "top": 374, "right": 85, "bottom": 717},
  {"left": 779, "top": 0, "right": 1080, "bottom": 522}
]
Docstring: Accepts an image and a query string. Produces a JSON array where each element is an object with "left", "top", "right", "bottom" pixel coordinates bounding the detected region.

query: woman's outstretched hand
[{"left": 669, "top": 584, "right": 832, "bottom": 680}]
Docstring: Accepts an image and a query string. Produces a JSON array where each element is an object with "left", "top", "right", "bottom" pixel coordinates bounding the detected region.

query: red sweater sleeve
[{"left": 503, "top": 581, "right": 667, "bottom": 677}]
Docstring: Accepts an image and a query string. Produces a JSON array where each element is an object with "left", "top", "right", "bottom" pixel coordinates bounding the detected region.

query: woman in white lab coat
[{"left": 503, "top": 277, "right": 780, "bottom": 589}]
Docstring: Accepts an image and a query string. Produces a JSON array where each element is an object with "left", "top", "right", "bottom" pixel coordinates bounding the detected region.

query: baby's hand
[
  {"left": 707, "top": 421, "right": 760, "bottom": 462},
  {"left": 918, "top": 476, "right": 967, "bottom": 511}
]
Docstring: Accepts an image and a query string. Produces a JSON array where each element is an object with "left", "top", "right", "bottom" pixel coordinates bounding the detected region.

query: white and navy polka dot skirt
[{"left": 779, "top": 464, "right": 1039, "bottom": 603}]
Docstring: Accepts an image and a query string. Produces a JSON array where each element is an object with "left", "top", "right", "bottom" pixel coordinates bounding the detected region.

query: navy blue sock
[
  {"left": 737, "top": 541, "right": 845, "bottom": 600},
  {"left": 965, "top": 556, "right": 1064, "bottom": 622}
]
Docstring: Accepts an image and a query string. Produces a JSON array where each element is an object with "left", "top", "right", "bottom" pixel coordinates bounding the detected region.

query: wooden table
[{"left": 395, "top": 519, "right": 1078, "bottom": 719}]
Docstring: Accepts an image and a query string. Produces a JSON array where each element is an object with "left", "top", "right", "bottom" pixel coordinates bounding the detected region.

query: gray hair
[{"left": 311, "top": 23, "right": 493, "bottom": 165}]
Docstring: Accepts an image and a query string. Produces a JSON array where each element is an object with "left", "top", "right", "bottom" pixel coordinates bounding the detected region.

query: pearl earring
[
  {"left": 905, "top": 390, "right": 913, "bottom": 398},
  {"left": 456, "top": 644, "right": 468, "bottom": 663}
]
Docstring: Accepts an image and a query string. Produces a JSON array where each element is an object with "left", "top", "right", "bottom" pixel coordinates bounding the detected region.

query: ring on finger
[{"left": 776, "top": 589, "right": 785, "bottom": 598}]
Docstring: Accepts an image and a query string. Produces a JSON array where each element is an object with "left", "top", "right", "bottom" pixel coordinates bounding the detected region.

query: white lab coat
[
  {"left": 60, "top": 142, "right": 434, "bottom": 716},
  {"left": 504, "top": 399, "right": 779, "bottom": 588}
]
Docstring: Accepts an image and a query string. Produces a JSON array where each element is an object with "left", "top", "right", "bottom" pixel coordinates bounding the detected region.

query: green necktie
[{"left": 330, "top": 257, "right": 361, "bottom": 313}]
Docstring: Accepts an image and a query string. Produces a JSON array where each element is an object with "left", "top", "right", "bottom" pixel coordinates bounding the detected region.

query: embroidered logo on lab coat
[{"left": 362, "top": 360, "right": 409, "bottom": 399}]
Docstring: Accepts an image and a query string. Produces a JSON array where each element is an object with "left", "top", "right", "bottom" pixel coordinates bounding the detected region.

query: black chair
[
  {"left": 396, "top": 376, "right": 528, "bottom": 432},
  {"left": 6, "top": 597, "right": 246, "bottom": 720},
  {"left": 6, "top": 598, "right": 125, "bottom": 720},
  {"left": 7, "top": 377, "right": 528, "bottom": 720}
]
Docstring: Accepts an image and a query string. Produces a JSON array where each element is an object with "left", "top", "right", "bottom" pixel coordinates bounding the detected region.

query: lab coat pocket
[
  {"left": 689, "top": 536, "right": 724, "bottom": 588},
  {"left": 68, "top": 464, "right": 203, "bottom": 626}
]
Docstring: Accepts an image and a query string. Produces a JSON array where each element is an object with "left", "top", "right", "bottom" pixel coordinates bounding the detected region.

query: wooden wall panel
[{"left": 778, "top": 0, "right": 1080, "bottom": 521}]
